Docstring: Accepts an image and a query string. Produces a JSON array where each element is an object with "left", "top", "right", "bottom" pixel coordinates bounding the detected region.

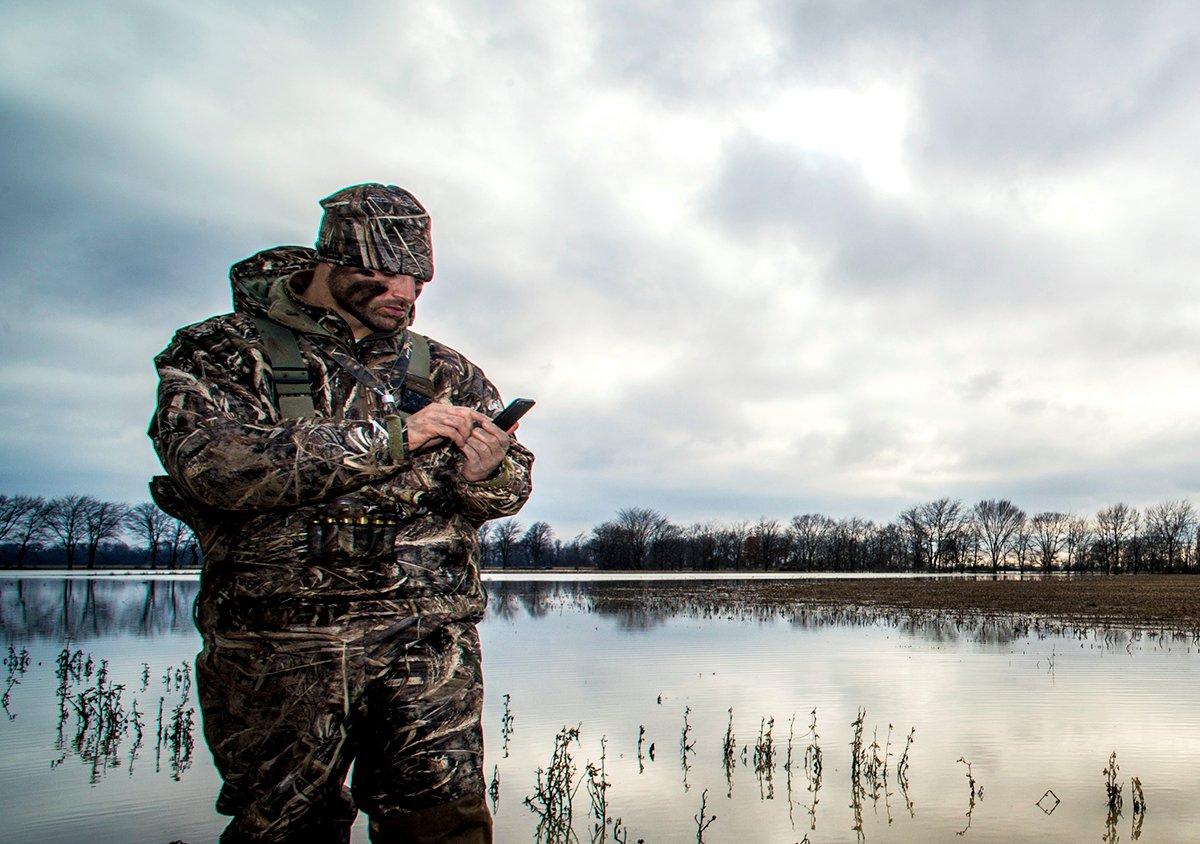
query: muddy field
[{"left": 577, "top": 575, "right": 1200, "bottom": 631}]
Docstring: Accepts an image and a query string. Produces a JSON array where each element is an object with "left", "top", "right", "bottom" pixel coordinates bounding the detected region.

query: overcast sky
[{"left": 2, "top": 1, "right": 1199, "bottom": 540}]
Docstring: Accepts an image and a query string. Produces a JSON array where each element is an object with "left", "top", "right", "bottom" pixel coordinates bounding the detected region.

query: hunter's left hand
[{"left": 459, "top": 418, "right": 512, "bottom": 482}]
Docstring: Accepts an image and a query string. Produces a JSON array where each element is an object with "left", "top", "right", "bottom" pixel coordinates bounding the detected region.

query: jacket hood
[
  {"left": 230, "top": 245, "right": 318, "bottom": 314},
  {"left": 229, "top": 245, "right": 331, "bottom": 337}
]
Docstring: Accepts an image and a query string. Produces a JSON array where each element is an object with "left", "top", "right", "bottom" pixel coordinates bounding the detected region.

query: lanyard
[{"left": 309, "top": 335, "right": 413, "bottom": 415}]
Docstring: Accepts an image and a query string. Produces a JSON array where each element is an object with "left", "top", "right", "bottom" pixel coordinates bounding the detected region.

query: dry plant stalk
[
  {"left": 524, "top": 724, "right": 583, "bottom": 843},
  {"left": 722, "top": 708, "right": 736, "bottom": 796},
  {"left": 694, "top": 788, "right": 716, "bottom": 842}
]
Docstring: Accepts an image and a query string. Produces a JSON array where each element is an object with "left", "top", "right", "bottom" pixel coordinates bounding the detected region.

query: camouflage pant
[{"left": 196, "top": 619, "right": 491, "bottom": 843}]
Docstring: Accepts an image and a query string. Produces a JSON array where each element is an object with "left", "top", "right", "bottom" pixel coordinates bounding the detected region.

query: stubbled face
[{"left": 327, "top": 265, "right": 424, "bottom": 334}]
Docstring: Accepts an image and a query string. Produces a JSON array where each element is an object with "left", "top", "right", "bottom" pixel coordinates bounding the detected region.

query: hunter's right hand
[{"left": 404, "top": 404, "right": 493, "bottom": 452}]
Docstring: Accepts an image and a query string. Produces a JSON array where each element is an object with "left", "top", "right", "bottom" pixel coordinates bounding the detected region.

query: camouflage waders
[{"left": 199, "top": 621, "right": 489, "bottom": 843}]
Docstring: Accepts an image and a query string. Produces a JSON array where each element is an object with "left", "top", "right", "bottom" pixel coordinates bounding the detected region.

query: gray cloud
[
  {"left": 962, "top": 370, "right": 1002, "bottom": 401},
  {"left": 705, "top": 131, "right": 1094, "bottom": 309},
  {"left": 3, "top": 1, "right": 1200, "bottom": 541}
]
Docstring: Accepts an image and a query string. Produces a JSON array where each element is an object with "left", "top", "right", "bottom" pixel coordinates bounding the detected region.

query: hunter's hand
[
  {"left": 460, "top": 418, "right": 512, "bottom": 482},
  {"left": 405, "top": 404, "right": 491, "bottom": 451}
]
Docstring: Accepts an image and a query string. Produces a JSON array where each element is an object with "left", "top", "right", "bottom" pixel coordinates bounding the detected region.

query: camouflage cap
[{"left": 315, "top": 183, "right": 434, "bottom": 280}]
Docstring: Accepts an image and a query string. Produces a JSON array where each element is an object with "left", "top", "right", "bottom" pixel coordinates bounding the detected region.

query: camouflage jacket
[{"left": 149, "top": 247, "right": 533, "bottom": 638}]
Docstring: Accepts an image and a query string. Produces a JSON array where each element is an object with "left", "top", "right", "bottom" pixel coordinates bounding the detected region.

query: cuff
[{"left": 466, "top": 455, "right": 514, "bottom": 489}]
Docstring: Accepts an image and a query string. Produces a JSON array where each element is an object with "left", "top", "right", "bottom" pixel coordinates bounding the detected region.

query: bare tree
[
  {"left": 47, "top": 495, "right": 91, "bottom": 569},
  {"left": 1096, "top": 503, "right": 1138, "bottom": 575},
  {"left": 614, "top": 507, "right": 671, "bottom": 570},
  {"left": 493, "top": 518, "right": 522, "bottom": 570},
  {"left": 521, "top": 521, "right": 555, "bottom": 569},
  {"left": 869, "top": 522, "right": 906, "bottom": 572},
  {"left": 973, "top": 499, "right": 1026, "bottom": 573},
  {"left": 787, "top": 514, "right": 833, "bottom": 571},
  {"left": 916, "top": 498, "right": 969, "bottom": 570},
  {"left": 1065, "top": 516, "right": 1092, "bottom": 572},
  {"left": 1143, "top": 500, "right": 1195, "bottom": 573},
  {"left": 0, "top": 494, "right": 40, "bottom": 543},
  {"left": 1030, "top": 512, "right": 1069, "bottom": 573},
  {"left": 716, "top": 520, "right": 749, "bottom": 571},
  {"left": 82, "top": 499, "right": 131, "bottom": 569},
  {"left": 557, "top": 533, "right": 589, "bottom": 569},
  {"left": 476, "top": 522, "right": 493, "bottom": 567},
  {"left": 0, "top": 495, "right": 50, "bottom": 567},
  {"left": 898, "top": 505, "right": 927, "bottom": 570},
  {"left": 746, "top": 517, "right": 785, "bottom": 571},
  {"left": 649, "top": 522, "right": 688, "bottom": 570},
  {"left": 162, "top": 519, "right": 194, "bottom": 568},
  {"left": 685, "top": 522, "right": 720, "bottom": 571},
  {"left": 830, "top": 517, "right": 875, "bottom": 571},
  {"left": 127, "top": 502, "right": 171, "bottom": 567},
  {"left": 956, "top": 520, "right": 981, "bottom": 572}
]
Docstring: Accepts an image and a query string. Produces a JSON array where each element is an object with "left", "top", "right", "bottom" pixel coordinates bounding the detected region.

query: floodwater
[{"left": 1, "top": 575, "right": 1196, "bottom": 842}]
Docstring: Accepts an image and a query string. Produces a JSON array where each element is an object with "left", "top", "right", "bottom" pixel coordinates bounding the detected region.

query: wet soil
[{"left": 582, "top": 575, "right": 1200, "bottom": 631}]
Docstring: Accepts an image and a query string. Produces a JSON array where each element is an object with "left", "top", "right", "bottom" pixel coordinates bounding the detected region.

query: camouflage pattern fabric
[
  {"left": 199, "top": 621, "right": 489, "bottom": 843},
  {"left": 316, "top": 183, "right": 434, "bottom": 280},
  {"left": 149, "top": 245, "right": 532, "bottom": 840},
  {"left": 150, "top": 245, "right": 533, "bottom": 635}
]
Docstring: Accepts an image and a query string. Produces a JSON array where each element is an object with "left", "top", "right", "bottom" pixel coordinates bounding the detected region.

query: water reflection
[
  {"left": 2, "top": 576, "right": 1196, "bottom": 842},
  {"left": 484, "top": 579, "right": 1200, "bottom": 646},
  {"left": 2, "top": 644, "right": 30, "bottom": 719},
  {"left": 7, "top": 576, "right": 1190, "bottom": 648},
  {"left": 0, "top": 578, "right": 198, "bottom": 641}
]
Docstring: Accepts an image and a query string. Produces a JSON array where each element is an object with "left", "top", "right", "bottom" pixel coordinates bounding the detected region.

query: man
[{"left": 149, "top": 183, "right": 533, "bottom": 842}]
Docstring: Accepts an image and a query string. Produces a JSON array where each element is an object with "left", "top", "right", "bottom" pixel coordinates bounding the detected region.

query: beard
[{"left": 328, "top": 273, "right": 413, "bottom": 334}]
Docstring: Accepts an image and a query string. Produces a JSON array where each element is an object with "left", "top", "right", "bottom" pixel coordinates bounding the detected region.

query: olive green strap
[
  {"left": 251, "top": 316, "right": 316, "bottom": 419},
  {"left": 253, "top": 320, "right": 431, "bottom": 420},
  {"left": 405, "top": 330, "right": 435, "bottom": 399},
  {"left": 384, "top": 414, "right": 407, "bottom": 463}
]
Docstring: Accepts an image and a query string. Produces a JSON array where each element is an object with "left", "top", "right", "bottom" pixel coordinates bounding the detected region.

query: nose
[{"left": 382, "top": 274, "right": 418, "bottom": 302}]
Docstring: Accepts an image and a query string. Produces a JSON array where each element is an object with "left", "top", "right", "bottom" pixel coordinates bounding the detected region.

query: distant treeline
[
  {"left": 6, "top": 492, "right": 1198, "bottom": 575},
  {"left": 480, "top": 499, "right": 1200, "bottom": 574},
  {"left": 0, "top": 494, "right": 196, "bottom": 569}
]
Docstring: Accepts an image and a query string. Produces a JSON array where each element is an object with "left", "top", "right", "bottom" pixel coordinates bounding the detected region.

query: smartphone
[{"left": 492, "top": 398, "right": 535, "bottom": 431}]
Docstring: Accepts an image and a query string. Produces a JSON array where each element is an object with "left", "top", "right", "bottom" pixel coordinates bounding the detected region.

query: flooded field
[{"left": 1, "top": 575, "right": 1198, "bottom": 841}]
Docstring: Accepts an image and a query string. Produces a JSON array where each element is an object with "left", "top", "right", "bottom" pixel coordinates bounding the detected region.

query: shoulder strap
[
  {"left": 405, "top": 330, "right": 436, "bottom": 399},
  {"left": 252, "top": 318, "right": 432, "bottom": 420},
  {"left": 250, "top": 316, "right": 316, "bottom": 418}
]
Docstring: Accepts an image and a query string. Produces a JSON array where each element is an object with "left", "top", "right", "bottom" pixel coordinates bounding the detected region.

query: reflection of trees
[
  {"left": 518, "top": 581, "right": 553, "bottom": 618},
  {"left": 485, "top": 581, "right": 521, "bottom": 620},
  {"left": 607, "top": 604, "right": 669, "bottom": 633},
  {"left": 0, "top": 578, "right": 199, "bottom": 641},
  {"left": 482, "top": 580, "right": 1170, "bottom": 645}
]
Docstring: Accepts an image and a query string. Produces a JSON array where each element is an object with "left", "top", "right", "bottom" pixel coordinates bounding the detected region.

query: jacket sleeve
[
  {"left": 434, "top": 345, "right": 535, "bottom": 523},
  {"left": 149, "top": 318, "right": 403, "bottom": 512},
  {"left": 455, "top": 441, "right": 535, "bottom": 522}
]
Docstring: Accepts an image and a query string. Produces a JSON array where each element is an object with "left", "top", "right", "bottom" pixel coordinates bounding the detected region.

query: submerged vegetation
[
  {"left": 0, "top": 608, "right": 1176, "bottom": 841},
  {"left": 524, "top": 724, "right": 583, "bottom": 842},
  {"left": 41, "top": 647, "right": 196, "bottom": 783},
  {"left": 507, "top": 698, "right": 1147, "bottom": 841},
  {"left": 1103, "top": 751, "right": 1148, "bottom": 843}
]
